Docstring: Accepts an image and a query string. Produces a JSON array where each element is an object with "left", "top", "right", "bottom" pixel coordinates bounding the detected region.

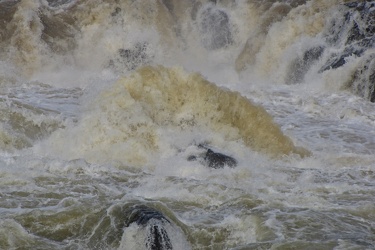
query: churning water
[{"left": 0, "top": 0, "right": 375, "bottom": 249}]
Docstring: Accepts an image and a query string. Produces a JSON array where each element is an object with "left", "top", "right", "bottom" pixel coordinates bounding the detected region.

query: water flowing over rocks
[
  {"left": 1, "top": 1, "right": 375, "bottom": 249},
  {"left": 340, "top": 1, "right": 375, "bottom": 102},
  {"left": 199, "top": 4, "right": 233, "bottom": 50},
  {"left": 287, "top": 46, "right": 325, "bottom": 84},
  {"left": 123, "top": 205, "right": 174, "bottom": 250},
  {"left": 322, "top": 1, "right": 375, "bottom": 69},
  {"left": 316, "top": 1, "right": 375, "bottom": 101},
  {"left": 85, "top": 202, "right": 190, "bottom": 249}
]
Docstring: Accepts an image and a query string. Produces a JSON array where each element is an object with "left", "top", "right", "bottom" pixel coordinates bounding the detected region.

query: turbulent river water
[{"left": 0, "top": 0, "right": 375, "bottom": 249}]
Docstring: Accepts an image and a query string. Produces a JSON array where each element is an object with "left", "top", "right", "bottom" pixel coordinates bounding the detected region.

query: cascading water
[{"left": 0, "top": 0, "right": 374, "bottom": 249}]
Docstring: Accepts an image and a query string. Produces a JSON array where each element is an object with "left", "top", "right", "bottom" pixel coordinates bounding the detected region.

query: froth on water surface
[
  {"left": 123, "top": 66, "right": 309, "bottom": 157},
  {"left": 35, "top": 66, "right": 308, "bottom": 167},
  {"left": 0, "top": 0, "right": 375, "bottom": 249}
]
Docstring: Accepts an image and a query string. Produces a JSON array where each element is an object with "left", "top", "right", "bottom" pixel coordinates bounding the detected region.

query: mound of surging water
[{"left": 36, "top": 66, "right": 308, "bottom": 166}]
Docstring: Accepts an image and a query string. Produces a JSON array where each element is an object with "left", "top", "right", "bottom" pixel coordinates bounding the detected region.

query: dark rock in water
[
  {"left": 326, "top": 2, "right": 375, "bottom": 47},
  {"left": 147, "top": 224, "right": 172, "bottom": 250},
  {"left": 199, "top": 6, "right": 232, "bottom": 50},
  {"left": 161, "top": 0, "right": 174, "bottom": 13},
  {"left": 111, "top": 7, "right": 121, "bottom": 17},
  {"left": 187, "top": 155, "right": 197, "bottom": 162},
  {"left": 125, "top": 205, "right": 173, "bottom": 250},
  {"left": 118, "top": 43, "right": 149, "bottom": 70},
  {"left": 322, "top": 1, "right": 375, "bottom": 64},
  {"left": 320, "top": 46, "right": 364, "bottom": 72},
  {"left": 125, "top": 205, "right": 170, "bottom": 226},
  {"left": 317, "top": 1, "right": 375, "bottom": 101},
  {"left": 45, "top": 0, "right": 71, "bottom": 7},
  {"left": 345, "top": 1, "right": 375, "bottom": 13},
  {"left": 187, "top": 145, "right": 237, "bottom": 169},
  {"left": 204, "top": 149, "right": 237, "bottom": 169},
  {"left": 109, "top": 42, "right": 151, "bottom": 71},
  {"left": 87, "top": 203, "right": 185, "bottom": 249},
  {"left": 288, "top": 46, "right": 325, "bottom": 83},
  {"left": 349, "top": 53, "right": 375, "bottom": 102},
  {"left": 303, "top": 46, "right": 325, "bottom": 64}
]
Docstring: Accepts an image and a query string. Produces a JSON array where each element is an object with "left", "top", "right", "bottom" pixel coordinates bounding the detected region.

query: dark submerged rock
[
  {"left": 161, "top": 0, "right": 174, "bottom": 13},
  {"left": 109, "top": 42, "right": 151, "bottom": 71},
  {"left": 322, "top": 1, "right": 375, "bottom": 60},
  {"left": 124, "top": 205, "right": 173, "bottom": 250},
  {"left": 118, "top": 42, "right": 149, "bottom": 70},
  {"left": 317, "top": 1, "right": 375, "bottom": 102},
  {"left": 89, "top": 203, "right": 185, "bottom": 249},
  {"left": 199, "top": 6, "right": 233, "bottom": 50},
  {"left": 320, "top": 46, "right": 364, "bottom": 72},
  {"left": 187, "top": 145, "right": 237, "bottom": 169},
  {"left": 287, "top": 46, "right": 325, "bottom": 83},
  {"left": 204, "top": 149, "right": 237, "bottom": 169},
  {"left": 111, "top": 7, "right": 121, "bottom": 17},
  {"left": 187, "top": 155, "right": 197, "bottom": 162},
  {"left": 46, "top": 0, "right": 72, "bottom": 8},
  {"left": 349, "top": 53, "right": 375, "bottom": 102},
  {"left": 125, "top": 205, "right": 170, "bottom": 226},
  {"left": 325, "top": 2, "right": 375, "bottom": 47}
]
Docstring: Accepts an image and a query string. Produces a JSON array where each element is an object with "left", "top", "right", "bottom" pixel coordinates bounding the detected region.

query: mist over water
[{"left": 0, "top": 0, "right": 375, "bottom": 249}]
